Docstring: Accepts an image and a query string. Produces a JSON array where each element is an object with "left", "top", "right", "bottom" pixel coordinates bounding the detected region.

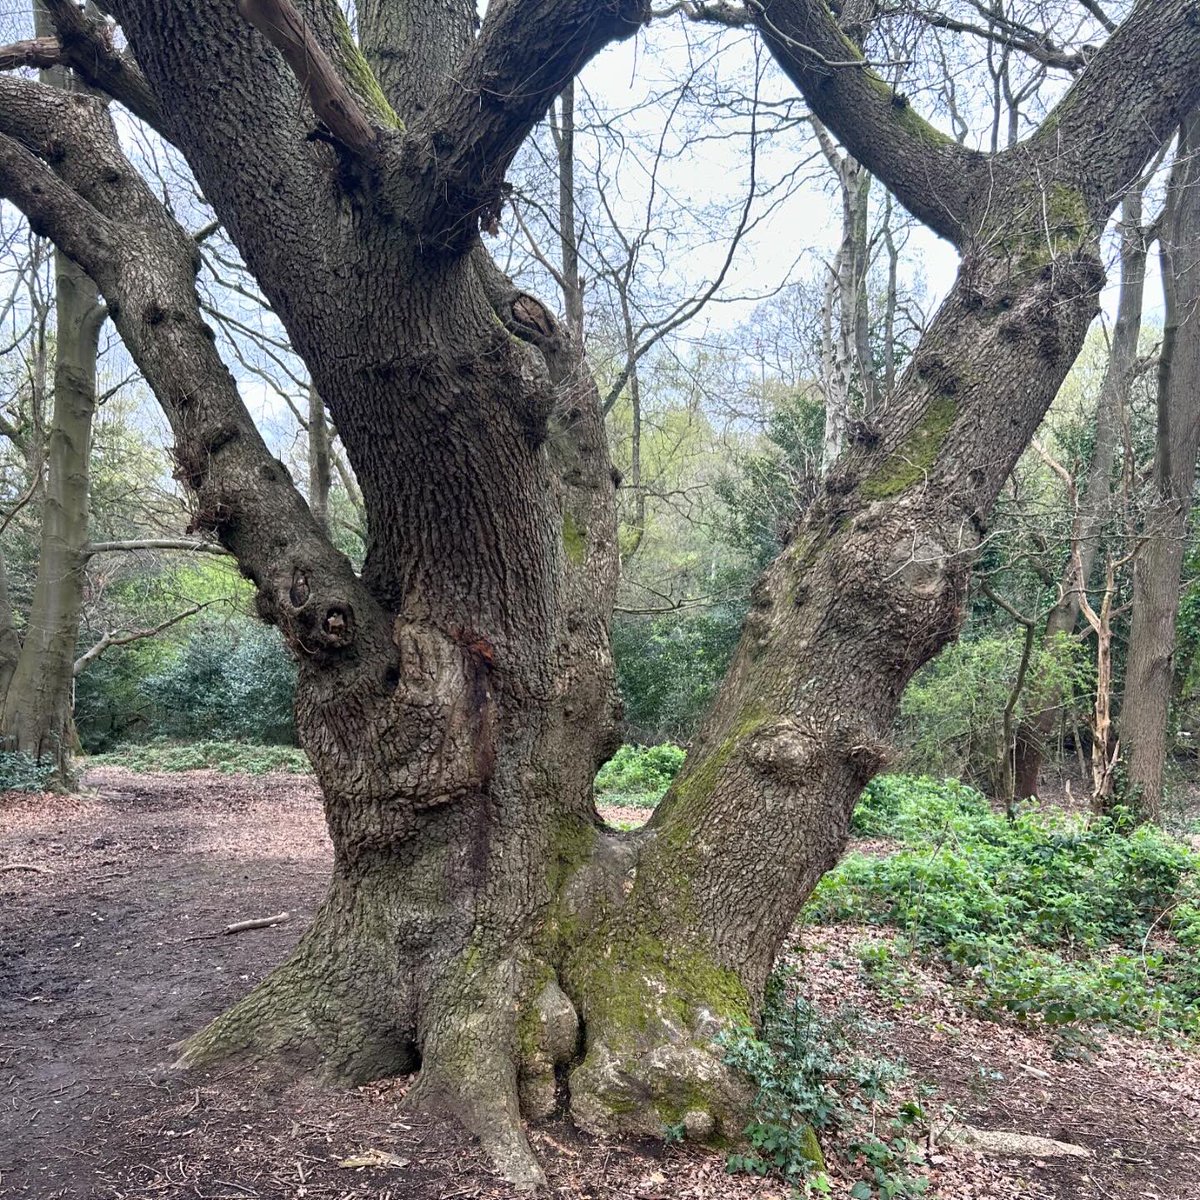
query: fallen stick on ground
[
  {"left": 939, "top": 1124, "right": 1092, "bottom": 1159},
  {"left": 0, "top": 862, "right": 52, "bottom": 874},
  {"left": 184, "top": 912, "right": 291, "bottom": 941}
]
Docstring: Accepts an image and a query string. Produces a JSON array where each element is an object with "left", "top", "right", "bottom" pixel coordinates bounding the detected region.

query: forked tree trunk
[
  {"left": 5, "top": 0, "right": 1199, "bottom": 1189},
  {"left": 0, "top": 9, "right": 103, "bottom": 774},
  {"left": 1011, "top": 186, "right": 1149, "bottom": 800},
  {"left": 1121, "top": 112, "right": 1200, "bottom": 820}
]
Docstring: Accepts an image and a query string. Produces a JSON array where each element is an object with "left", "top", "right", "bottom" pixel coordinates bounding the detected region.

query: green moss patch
[{"left": 859, "top": 395, "right": 955, "bottom": 500}]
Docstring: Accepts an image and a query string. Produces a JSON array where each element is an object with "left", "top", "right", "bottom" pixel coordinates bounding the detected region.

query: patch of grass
[
  {"left": 88, "top": 740, "right": 311, "bottom": 776},
  {"left": 808, "top": 776, "right": 1200, "bottom": 1038},
  {"left": 594, "top": 742, "right": 685, "bottom": 809}
]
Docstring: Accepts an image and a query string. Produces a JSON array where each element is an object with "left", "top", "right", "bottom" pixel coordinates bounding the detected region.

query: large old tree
[{"left": 2, "top": 0, "right": 1199, "bottom": 1186}]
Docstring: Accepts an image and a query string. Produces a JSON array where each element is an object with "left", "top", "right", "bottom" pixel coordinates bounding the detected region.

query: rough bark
[
  {"left": 0, "top": 0, "right": 1198, "bottom": 1188},
  {"left": 1120, "top": 113, "right": 1200, "bottom": 820},
  {"left": 306, "top": 383, "right": 331, "bottom": 534},
  {"left": 1012, "top": 186, "right": 1149, "bottom": 800}
]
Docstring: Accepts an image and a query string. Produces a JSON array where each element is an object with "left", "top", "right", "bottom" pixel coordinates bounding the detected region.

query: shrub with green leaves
[
  {"left": 611, "top": 605, "right": 744, "bottom": 742},
  {"left": 594, "top": 742, "right": 686, "bottom": 808},
  {"left": 140, "top": 621, "right": 297, "bottom": 744},
  {"left": 0, "top": 751, "right": 61, "bottom": 792},
  {"left": 812, "top": 776, "right": 1200, "bottom": 1035},
  {"left": 896, "top": 633, "right": 1087, "bottom": 791}
]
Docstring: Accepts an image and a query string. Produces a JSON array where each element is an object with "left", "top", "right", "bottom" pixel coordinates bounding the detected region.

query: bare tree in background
[
  {"left": 0, "top": 1, "right": 103, "bottom": 775},
  {"left": 1121, "top": 113, "right": 1200, "bottom": 820}
]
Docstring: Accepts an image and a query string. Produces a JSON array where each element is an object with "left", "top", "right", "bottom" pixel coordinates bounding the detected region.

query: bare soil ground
[{"left": 1, "top": 768, "right": 1196, "bottom": 1199}]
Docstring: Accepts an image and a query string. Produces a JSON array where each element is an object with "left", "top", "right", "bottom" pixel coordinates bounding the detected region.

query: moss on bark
[{"left": 859, "top": 395, "right": 956, "bottom": 499}]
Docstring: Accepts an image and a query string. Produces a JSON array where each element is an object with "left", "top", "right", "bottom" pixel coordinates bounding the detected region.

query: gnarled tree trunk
[{"left": 1, "top": 0, "right": 1198, "bottom": 1189}]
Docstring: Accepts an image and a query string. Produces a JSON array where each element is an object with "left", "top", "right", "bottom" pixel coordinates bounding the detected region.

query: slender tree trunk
[
  {"left": 1121, "top": 113, "right": 1200, "bottom": 820},
  {"left": 554, "top": 82, "right": 585, "bottom": 345},
  {"left": 881, "top": 192, "right": 899, "bottom": 397},
  {"left": 1080, "top": 555, "right": 1124, "bottom": 810},
  {"left": 817, "top": 126, "right": 874, "bottom": 471},
  {"left": 1012, "top": 186, "right": 1149, "bottom": 799},
  {"left": 1000, "top": 614, "right": 1037, "bottom": 818},
  {"left": 0, "top": 545, "right": 22, "bottom": 700},
  {"left": 0, "top": 7, "right": 103, "bottom": 774},
  {"left": 619, "top": 286, "right": 647, "bottom": 561}
]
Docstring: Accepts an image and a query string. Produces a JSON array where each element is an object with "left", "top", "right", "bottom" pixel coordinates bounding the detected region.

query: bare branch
[
  {"left": 73, "top": 600, "right": 216, "bottom": 676},
  {"left": 411, "top": 0, "right": 650, "bottom": 244},
  {"left": 0, "top": 132, "right": 118, "bottom": 283},
  {"left": 0, "top": 37, "right": 61, "bottom": 73},
  {"left": 38, "top": 0, "right": 164, "bottom": 133},
  {"left": 744, "top": 0, "right": 980, "bottom": 242},
  {"left": 912, "top": 9, "right": 1086, "bottom": 72},
  {"left": 83, "top": 539, "right": 231, "bottom": 558},
  {"left": 1020, "top": 0, "right": 1200, "bottom": 226},
  {"left": 1076, "top": 0, "right": 1117, "bottom": 34}
]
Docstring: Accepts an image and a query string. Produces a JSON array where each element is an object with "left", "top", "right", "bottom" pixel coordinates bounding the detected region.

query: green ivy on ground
[
  {"left": 721, "top": 971, "right": 929, "bottom": 1198},
  {"left": 88, "top": 740, "right": 311, "bottom": 776},
  {"left": 0, "top": 751, "right": 61, "bottom": 792},
  {"left": 808, "top": 776, "right": 1200, "bottom": 1036}
]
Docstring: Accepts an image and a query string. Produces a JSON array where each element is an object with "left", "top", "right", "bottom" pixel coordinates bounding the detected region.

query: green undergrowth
[
  {"left": 0, "top": 751, "right": 64, "bottom": 792},
  {"left": 807, "top": 775, "right": 1200, "bottom": 1038},
  {"left": 593, "top": 742, "right": 685, "bottom": 808},
  {"left": 721, "top": 970, "right": 929, "bottom": 1198},
  {"left": 88, "top": 740, "right": 312, "bottom": 776}
]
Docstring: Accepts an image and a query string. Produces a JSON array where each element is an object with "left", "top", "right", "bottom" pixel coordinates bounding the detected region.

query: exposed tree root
[{"left": 173, "top": 882, "right": 417, "bottom": 1083}]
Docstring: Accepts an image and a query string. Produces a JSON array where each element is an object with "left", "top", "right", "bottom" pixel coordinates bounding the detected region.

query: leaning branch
[
  {"left": 412, "top": 0, "right": 649, "bottom": 244},
  {"left": 1019, "top": 0, "right": 1200, "bottom": 228},
  {"left": 0, "top": 37, "right": 61, "bottom": 72},
  {"left": 38, "top": 0, "right": 164, "bottom": 134},
  {"left": 0, "top": 132, "right": 118, "bottom": 285},
  {"left": 745, "top": 0, "right": 980, "bottom": 242},
  {"left": 0, "top": 76, "right": 376, "bottom": 658}
]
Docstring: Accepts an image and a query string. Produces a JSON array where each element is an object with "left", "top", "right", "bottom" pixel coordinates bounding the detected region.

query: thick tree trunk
[
  {"left": 566, "top": 216, "right": 1107, "bottom": 1136},
  {"left": 1012, "top": 186, "right": 1148, "bottom": 800},
  {"left": 1121, "top": 113, "right": 1200, "bottom": 820},
  {"left": 0, "top": 11, "right": 102, "bottom": 774},
  {"left": 173, "top": 247, "right": 626, "bottom": 1187},
  {"left": 8, "top": 0, "right": 1200, "bottom": 1188}
]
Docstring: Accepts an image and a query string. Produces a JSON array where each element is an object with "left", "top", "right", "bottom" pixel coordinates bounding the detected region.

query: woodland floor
[{"left": 0, "top": 767, "right": 1197, "bottom": 1200}]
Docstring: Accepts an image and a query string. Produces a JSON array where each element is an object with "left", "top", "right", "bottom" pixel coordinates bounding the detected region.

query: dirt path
[{"left": 1, "top": 768, "right": 1196, "bottom": 1198}]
